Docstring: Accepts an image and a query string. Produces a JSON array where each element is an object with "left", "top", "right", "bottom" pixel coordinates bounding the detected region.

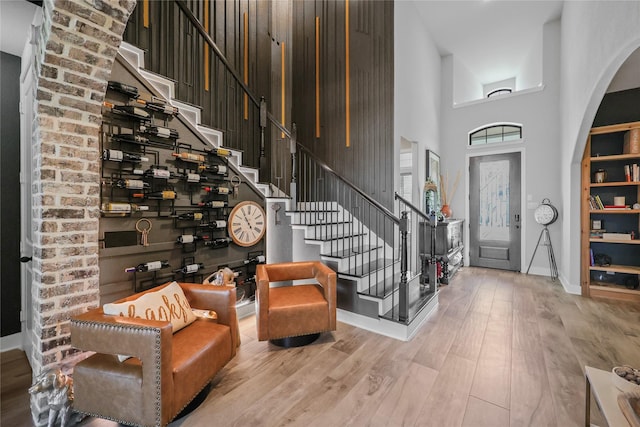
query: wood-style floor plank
[{"left": 3, "top": 267, "right": 640, "bottom": 427}]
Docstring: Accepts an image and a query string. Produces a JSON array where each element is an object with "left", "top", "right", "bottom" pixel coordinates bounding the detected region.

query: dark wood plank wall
[
  {"left": 291, "top": 0, "right": 394, "bottom": 209},
  {"left": 123, "top": 0, "right": 271, "bottom": 171}
]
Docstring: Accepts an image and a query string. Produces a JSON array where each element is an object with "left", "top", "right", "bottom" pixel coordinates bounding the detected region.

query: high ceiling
[{"left": 412, "top": 0, "right": 564, "bottom": 85}]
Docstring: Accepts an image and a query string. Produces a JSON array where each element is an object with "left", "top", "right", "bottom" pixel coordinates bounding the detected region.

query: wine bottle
[
  {"left": 198, "top": 164, "right": 227, "bottom": 175},
  {"left": 207, "top": 147, "right": 231, "bottom": 157},
  {"left": 244, "top": 255, "right": 266, "bottom": 265},
  {"left": 111, "top": 104, "right": 150, "bottom": 120},
  {"left": 109, "top": 134, "right": 149, "bottom": 146},
  {"left": 103, "top": 149, "right": 149, "bottom": 163},
  {"left": 107, "top": 179, "right": 149, "bottom": 190},
  {"left": 101, "top": 202, "right": 149, "bottom": 215},
  {"left": 176, "top": 212, "right": 204, "bottom": 221},
  {"left": 208, "top": 220, "right": 227, "bottom": 229},
  {"left": 139, "top": 124, "right": 179, "bottom": 139},
  {"left": 203, "top": 185, "right": 230, "bottom": 195},
  {"left": 107, "top": 81, "right": 139, "bottom": 98},
  {"left": 198, "top": 201, "right": 228, "bottom": 208},
  {"left": 176, "top": 234, "right": 210, "bottom": 244},
  {"left": 146, "top": 190, "right": 177, "bottom": 200},
  {"left": 172, "top": 152, "right": 205, "bottom": 163},
  {"left": 136, "top": 99, "right": 179, "bottom": 116},
  {"left": 177, "top": 173, "right": 207, "bottom": 183},
  {"left": 144, "top": 167, "right": 172, "bottom": 179},
  {"left": 204, "top": 237, "right": 233, "bottom": 249},
  {"left": 124, "top": 260, "right": 170, "bottom": 273},
  {"left": 174, "top": 263, "right": 204, "bottom": 274}
]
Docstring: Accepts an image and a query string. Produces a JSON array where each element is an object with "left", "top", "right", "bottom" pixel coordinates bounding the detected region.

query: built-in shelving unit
[{"left": 581, "top": 121, "right": 640, "bottom": 301}]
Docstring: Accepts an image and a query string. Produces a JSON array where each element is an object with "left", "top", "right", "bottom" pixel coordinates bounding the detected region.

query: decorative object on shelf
[
  {"left": 612, "top": 366, "right": 640, "bottom": 392},
  {"left": 423, "top": 178, "right": 438, "bottom": 215},
  {"left": 526, "top": 198, "right": 558, "bottom": 280},
  {"left": 592, "top": 219, "right": 603, "bottom": 230},
  {"left": 228, "top": 201, "right": 266, "bottom": 247},
  {"left": 593, "top": 168, "right": 607, "bottom": 183},
  {"left": 439, "top": 169, "right": 460, "bottom": 218},
  {"left": 624, "top": 128, "right": 640, "bottom": 154},
  {"left": 594, "top": 253, "right": 612, "bottom": 267},
  {"left": 425, "top": 150, "right": 441, "bottom": 213},
  {"left": 135, "top": 218, "right": 152, "bottom": 247}
]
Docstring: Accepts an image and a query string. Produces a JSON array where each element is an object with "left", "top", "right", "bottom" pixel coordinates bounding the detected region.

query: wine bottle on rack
[
  {"left": 102, "top": 149, "right": 149, "bottom": 163},
  {"left": 204, "top": 237, "right": 233, "bottom": 249},
  {"left": 244, "top": 255, "right": 266, "bottom": 265},
  {"left": 174, "top": 263, "right": 204, "bottom": 274},
  {"left": 203, "top": 185, "right": 230, "bottom": 195},
  {"left": 144, "top": 167, "right": 172, "bottom": 180},
  {"left": 146, "top": 190, "right": 177, "bottom": 200},
  {"left": 176, "top": 234, "right": 210, "bottom": 244},
  {"left": 136, "top": 99, "right": 179, "bottom": 116},
  {"left": 105, "top": 179, "right": 149, "bottom": 190},
  {"left": 101, "top": 202, "right": 149, "bottom": 215},
  {"left": 198, "top": 164, "right": 227, "bottom": 175},
  {"left": 198, "top": 201, "right": 228, "bottom": 208},
  {"left": 176, "top": 173, "right": 208, "bottom": 183},
  {"left": 172, "top": 152, "right": 205, "bottom": 163},
  {"left": 176, "top": 212, "right": 204, "bottom": 221},
  {"left": 110, "top": 134, "right": 149, "bottom": 146},
  {"left": 139, "top": 124, "right": 179, "bottom": 139},
  {"left": 124, "top": 260, "right": 170, "bottom": 273},
  {"left": 107, "top": 81, "right": 139, "bottom": 98},
  {"left": 109, "top": 104, "right": 150, "bottom": 120},
  {"left": 207, "top": 147, "right": 231, "bottom": 157},
  {"left": 208, "top": 220, "right": 227, "bottom": 229}
]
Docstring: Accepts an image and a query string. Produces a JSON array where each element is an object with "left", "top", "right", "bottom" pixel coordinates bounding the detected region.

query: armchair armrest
[
  {"left": 313, "top": 262, "right": 337, "bottom": 329},
  {"left": 178, "top": 283, "right": 239, "bottom": 352}
]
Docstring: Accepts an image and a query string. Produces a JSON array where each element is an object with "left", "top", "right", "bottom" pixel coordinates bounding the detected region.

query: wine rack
[{"left": 99, "top": 75, "right": 265, "bottom": 301}]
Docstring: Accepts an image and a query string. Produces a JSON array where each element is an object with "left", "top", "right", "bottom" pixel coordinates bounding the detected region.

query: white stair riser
[
  {"left": 170, "top": 100, "right": 201, "bottom": 127},
  {"left": 322, "top": 247, "right": 383, "bottom": 271},
  {"left": 287, "top": 211, "right": 345, "bottom": 224}
]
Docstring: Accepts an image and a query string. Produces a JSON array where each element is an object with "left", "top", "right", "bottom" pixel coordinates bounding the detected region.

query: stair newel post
[
  {"left": 399, "top": 210, "right": 409, "bottom": 322},
  {"left": 290, "top": 123, "right": 298, "bottom": 207},
  {"left": 259, "top": 96, "right": 267, "bottom": 177}
]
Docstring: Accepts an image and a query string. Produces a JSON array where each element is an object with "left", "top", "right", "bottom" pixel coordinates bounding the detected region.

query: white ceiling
[{"left": 412, "top": 0, "right": 564, "bottom": 85}]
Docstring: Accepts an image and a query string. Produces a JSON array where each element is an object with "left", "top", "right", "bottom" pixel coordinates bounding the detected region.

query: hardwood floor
[{"left": 3, "top": 267, "right": 640, "bottom": 426}]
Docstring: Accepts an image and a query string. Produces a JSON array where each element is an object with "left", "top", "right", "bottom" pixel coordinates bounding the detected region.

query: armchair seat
[{"left": 256, "top": 261, "right": 337, "bottom": 346}]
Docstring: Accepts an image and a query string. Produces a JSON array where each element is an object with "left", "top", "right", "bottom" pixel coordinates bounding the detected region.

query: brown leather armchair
[
  {"left": 256, "top": 261, "right": 337, "bottom": 346},
  {"left": 70, "top": 282, "right": 238, "bottom": 427}
]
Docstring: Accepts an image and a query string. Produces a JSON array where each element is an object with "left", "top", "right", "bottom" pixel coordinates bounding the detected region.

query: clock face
[
  {"left": 534, "top": 203, "right": 557, "bottom": 225},
  {"left": 228, "top": 201, "right": 266, "bottom": 247}
]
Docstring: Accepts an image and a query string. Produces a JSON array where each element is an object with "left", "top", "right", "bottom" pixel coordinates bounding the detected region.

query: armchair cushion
[
  {"left": 103, "top": 281, "right": 197, "bottom": 334},
  {"left": 268, "top": 284, "right": 330, "bottom": 338}
]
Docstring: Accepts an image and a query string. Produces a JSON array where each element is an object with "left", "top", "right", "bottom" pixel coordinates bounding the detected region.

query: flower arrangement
[{"left": 440, "top": 170, "right": 460, "bottom": 206}]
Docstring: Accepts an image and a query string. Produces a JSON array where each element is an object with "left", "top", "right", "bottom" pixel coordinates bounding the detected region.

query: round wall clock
[
  {"left": 534, "top": 198, "right": 558, "bottom": 226},
  {"left": 228, "top": 201, "right": 266, "bottom": 247}
]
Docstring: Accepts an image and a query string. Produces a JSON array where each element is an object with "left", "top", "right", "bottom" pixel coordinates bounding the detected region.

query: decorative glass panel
[
  {"left": 478, "top": 160, "right": 510, "bottom": 241},
  {"left": 469, "top": 124, "right": 522, "bottom": 146}
]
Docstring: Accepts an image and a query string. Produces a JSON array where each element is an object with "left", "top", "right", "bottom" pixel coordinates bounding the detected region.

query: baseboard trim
[{"left": 0, "top": 332, "right": 23, "bottom": 351}]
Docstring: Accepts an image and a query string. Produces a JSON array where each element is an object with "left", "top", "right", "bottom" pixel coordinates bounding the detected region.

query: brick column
[{"left": 28, "top": 0, "right": 136, "bottom": 424}]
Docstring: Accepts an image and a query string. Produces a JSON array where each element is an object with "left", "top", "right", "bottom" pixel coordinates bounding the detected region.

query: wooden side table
[{"left": 585, "top": 366, "right": 630, "bottom": 426}]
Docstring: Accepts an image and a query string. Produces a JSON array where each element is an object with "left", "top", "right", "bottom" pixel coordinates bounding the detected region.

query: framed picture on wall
[{"left": 425, "top": 150, "right": 441, "bottom": 213}]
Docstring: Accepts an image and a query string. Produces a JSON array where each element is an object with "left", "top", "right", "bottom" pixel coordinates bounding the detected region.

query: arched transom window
[{"left": 469, "top": 123, "right": 522, "bottom": 146}]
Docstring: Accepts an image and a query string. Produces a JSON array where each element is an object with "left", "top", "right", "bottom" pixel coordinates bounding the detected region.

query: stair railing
[{"left": 172, "top": 1, "right": 430, "bottom": 324}]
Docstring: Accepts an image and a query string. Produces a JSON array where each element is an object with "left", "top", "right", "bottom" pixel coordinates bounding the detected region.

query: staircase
[{"left": 117, "top": 42, "right": 277, "bottom": 198}]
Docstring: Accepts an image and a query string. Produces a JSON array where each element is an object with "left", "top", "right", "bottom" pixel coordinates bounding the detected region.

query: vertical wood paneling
[
  {"left": 291, "top": 0, "right": 394, "bottom": 208},
  {"left": 123, "top": 0, "right": 269, "bottom": 170}
]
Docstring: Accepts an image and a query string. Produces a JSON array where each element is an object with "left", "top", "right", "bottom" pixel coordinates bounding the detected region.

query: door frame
[{"left": 465, "top": 145, "right": 526, "bottom": 271}]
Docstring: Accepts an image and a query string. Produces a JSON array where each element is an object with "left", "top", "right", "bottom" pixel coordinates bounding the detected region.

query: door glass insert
[{"left": 479, "top": 160, "right": 510, "bottom": 241}]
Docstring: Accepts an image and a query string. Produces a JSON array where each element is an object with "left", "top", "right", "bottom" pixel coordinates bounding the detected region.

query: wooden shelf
[
  {"left": 590, "top": 209, "right": 640, "bottom": 214},
  {"left": 589, "top": 264, "right": 640, "bottom": 275},
  {"left": 590, "top": 153, "right": 640, "bottom": 162},
  {"left": 590, "top": 181, "right": 640, "bottom": 187},
  {"left": 589, "top": 238, "right": 640, "bottom": 244}
]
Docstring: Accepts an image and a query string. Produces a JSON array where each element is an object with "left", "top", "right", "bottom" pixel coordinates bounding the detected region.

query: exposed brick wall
[{"left": 28, "top": 1, "right": 136, "bottom": 422}]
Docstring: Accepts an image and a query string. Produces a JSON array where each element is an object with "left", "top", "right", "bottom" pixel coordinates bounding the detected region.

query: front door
[{"left": 469, "top": 152, "right": 521, "bottom": 271}]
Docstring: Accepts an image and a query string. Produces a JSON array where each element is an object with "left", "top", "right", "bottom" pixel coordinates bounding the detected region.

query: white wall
[
  {"left": 518, "top": 28, "right": 543, "bottom": 91},
  {"left": 440, "top": 20, "right": 564, "bottom": 283},
  {"left": 453, "top": 57, "right": 483, "bottom": 105},
  {"left": 560, "top": 1, "right": 640, "bottom": 290},
  {"left": 394, "top": 0, "right": 442, "bottom": 201}
]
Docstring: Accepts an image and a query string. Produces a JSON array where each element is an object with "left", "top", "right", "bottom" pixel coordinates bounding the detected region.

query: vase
[{"left": 441, "top": 204, "right": 452, "bottom": 218}]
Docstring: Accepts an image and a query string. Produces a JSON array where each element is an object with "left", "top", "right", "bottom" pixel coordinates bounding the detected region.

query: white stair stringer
[{"left": 116, "top": 42, "right": 272, "bottom": 197}]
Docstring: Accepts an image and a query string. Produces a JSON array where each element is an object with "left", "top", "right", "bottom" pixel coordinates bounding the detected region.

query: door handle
[{"left": 20, "top": 256, "right": 32, "bottom": 263}]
